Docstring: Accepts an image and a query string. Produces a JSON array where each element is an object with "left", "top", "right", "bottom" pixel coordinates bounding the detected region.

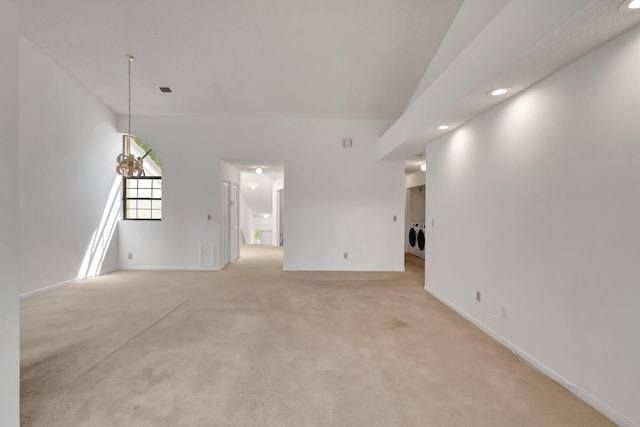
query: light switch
[{"left": 207, "top": 214, "right": 212, "bottom": 221}]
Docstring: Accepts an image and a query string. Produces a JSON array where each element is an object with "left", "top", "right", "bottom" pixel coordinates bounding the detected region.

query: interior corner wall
[
  {"left": 19, "top": 35, "right": 121, "bottom": 295},
  {"left": 0, "top": 1, "right": 20, "bottom": 424},
  {"left": 425, "top": 25, "right": 640, "bottom": 426},
  {"left": 116, "top": 116, "right": 404, "bottom": 271}
]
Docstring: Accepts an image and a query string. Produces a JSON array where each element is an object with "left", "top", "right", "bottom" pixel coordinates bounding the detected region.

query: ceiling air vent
[{"left": 158, "top": 86, "right": 173, "bottom": 93}]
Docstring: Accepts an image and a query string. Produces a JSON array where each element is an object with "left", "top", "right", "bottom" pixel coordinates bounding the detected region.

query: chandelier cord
[{"left": 128, "top": 54, "right": 132, "bottom": 137}]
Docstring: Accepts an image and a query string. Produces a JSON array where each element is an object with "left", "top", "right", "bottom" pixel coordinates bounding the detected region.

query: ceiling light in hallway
[
  {"left": 437, "top": 125, "right": 449, "bottom": 130},
  {"left": 420, "top": 162, "right": 426, "bottom": 172},
  {"left": 489, "top": 88, "right": 510, "bottom": 96},
  {"left": 255, "top": 167, "right": 263, "bottom": 175}
]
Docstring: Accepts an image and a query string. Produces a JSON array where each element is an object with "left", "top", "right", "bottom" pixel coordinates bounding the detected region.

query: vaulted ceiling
[
  {"left": 17, "top": 0, "right": 463, "bottom": 118},
  {"left": 16, "top": 0, "right": 640, "bottom": 166}
]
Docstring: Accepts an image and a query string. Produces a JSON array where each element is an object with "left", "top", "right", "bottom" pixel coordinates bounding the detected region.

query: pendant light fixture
[{"left": 116, "top": 54, "right": 145, "bottom": 177}]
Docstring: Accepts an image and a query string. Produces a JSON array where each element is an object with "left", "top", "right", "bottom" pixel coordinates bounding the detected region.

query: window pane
[
  {"left": 138, "top": 189, "right": 152, "bottom": 198},
  {"left": 138, "top": 210, "right": 152, "bottom": 219},
  {"left": 123, "top": 176, "right": 162, "bottom": 221},
  {"left": 138, "top": 200, "right": 152, "bottom": 210}
]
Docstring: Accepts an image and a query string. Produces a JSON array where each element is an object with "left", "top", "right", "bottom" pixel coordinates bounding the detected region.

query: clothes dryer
[{"left": 415, "top": 223, "right": 426, "bottom": 259}]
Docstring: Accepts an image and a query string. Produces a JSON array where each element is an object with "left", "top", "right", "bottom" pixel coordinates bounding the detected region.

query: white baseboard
[
  {"left": 20, "top": 277, "right": 79, "bottom": 299},
  {"left": 425, "top": 286, "right": 638, "bottom": 427},
  {"left": 20, "top": 266, "right": 121, "bottom": 300}
]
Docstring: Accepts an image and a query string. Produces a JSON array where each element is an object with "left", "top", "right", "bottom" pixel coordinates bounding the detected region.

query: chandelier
[{"left": 116, "top": 54, "right": 145, "bottom": 177}]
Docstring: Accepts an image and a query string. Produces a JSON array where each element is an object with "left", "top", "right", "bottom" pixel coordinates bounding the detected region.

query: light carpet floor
[{"left": 21, "top": 245, "right": 612, "bottom": 426}]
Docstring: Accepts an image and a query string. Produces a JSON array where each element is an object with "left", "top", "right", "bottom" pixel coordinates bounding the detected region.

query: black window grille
[{"left": 123, "top": 176, "right": 162, "bottom": 220}]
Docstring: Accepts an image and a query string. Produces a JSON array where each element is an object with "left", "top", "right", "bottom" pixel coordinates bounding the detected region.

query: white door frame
[{"left": 223, "top": 180, "right": 231, "bottom": 265}]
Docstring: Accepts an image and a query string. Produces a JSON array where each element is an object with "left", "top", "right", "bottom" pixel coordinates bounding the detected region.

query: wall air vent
[{"left": 158, "top": 86, "right": 173, "bottom": 93}]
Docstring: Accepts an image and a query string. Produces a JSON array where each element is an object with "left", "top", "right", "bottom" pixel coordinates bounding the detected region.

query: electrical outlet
[
  {"left": 128, "top": 253, "right": 133, "bottom": 260},
  {"left": 476, "top": 291, "right": 481, "bottom": 302},
  {"left": 207, "top": 214, "right": 212, "bottom": 221},
  {"left": 343, "top": 252, "right": 348, "bottom": 259}
]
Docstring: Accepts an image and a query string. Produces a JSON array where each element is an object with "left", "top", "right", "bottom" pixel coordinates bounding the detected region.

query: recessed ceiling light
[
  {"left": 619, "top": 0, "right": 640, "bottom": 12},
  {"left": 158, "top": 86, "right": 173, "bottom": 93},
  {"left": 250, "top": 184, "right": 256, "bottom": 190},
  {"left": 255, "top": 167, "right": 263, "bottom": 175},
  {"left": 489, "top": 88, "right": 510, "bottom": 96},
  {"left": 420, "top": 162, "right": 426, "bottom": 172},
  {"left": 437, "top": 125, "right": 449, "bottom": 130}
]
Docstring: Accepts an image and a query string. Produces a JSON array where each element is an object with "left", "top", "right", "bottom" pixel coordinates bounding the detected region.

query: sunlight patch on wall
[{"left": 78, "top": 177, "right": 121, "bottom": 278}]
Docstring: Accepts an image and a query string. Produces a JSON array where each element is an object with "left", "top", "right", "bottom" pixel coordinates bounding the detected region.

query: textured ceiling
[{"left": 17, "top": 0, "right": 463, "bottom": 118}]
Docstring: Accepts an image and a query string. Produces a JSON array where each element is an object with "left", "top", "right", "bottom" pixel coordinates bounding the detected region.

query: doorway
[
  {"left": 404, "top": 160, "right": 426, "bottom": 287},
  {"left": 223, "top": 181, "right": 240, "bottom": 265}
]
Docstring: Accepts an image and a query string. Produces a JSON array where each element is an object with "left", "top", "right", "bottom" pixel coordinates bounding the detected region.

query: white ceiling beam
[
  {"left": 378, "top": 0, "right": 594, "bottom": 160},
  {"left": 406, "top": 0, "right": 510, "bottom": 108}
]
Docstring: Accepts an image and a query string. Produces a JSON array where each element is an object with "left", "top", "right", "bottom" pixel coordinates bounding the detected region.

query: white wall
[
  {"left": 0, "top": 1, "right": 20, "bottom": 424},
  {"left": 19, "top": 36, "right": 120, "bottom": 295},
  {"left": 405, "top": 170, "right": 425, "bottom": 189},
  {"left": 117, "top": 117, "right": 404, "bottom": 271},
  {"left": 408, "top": 186, "right": 425, "bottom": 223},
  {"left": 425, "top": 25, "right": 640, "bottom": 427},
  {"left": 239, "top": 193, "right": 254, "bottom": 244}
]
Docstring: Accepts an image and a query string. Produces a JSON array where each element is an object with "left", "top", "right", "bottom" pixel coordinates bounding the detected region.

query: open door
[
  {"left": 223, "top": 181, "right": 230, "bottom": 265},
  {"left": 277, "top": 188, "right": 284, "bottom": 246},
  {"left": 231, "top": 184, "right": 239, "bottom": 261}
]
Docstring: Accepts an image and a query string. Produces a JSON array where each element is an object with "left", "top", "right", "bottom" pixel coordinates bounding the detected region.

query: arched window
[{"left": 122, "top": 136, "right": 162, "bottom": 220}]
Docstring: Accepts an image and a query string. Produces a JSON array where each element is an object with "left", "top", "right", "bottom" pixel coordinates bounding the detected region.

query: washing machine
[
  {"left": 408, "top": 222, "right": 424, "bottom": 258},
  {"left": 415, "top": 223, "right": 426, "bottom": 259},
  {"left": 408, "top": 223, "right": 418, "bottom": 255}
]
